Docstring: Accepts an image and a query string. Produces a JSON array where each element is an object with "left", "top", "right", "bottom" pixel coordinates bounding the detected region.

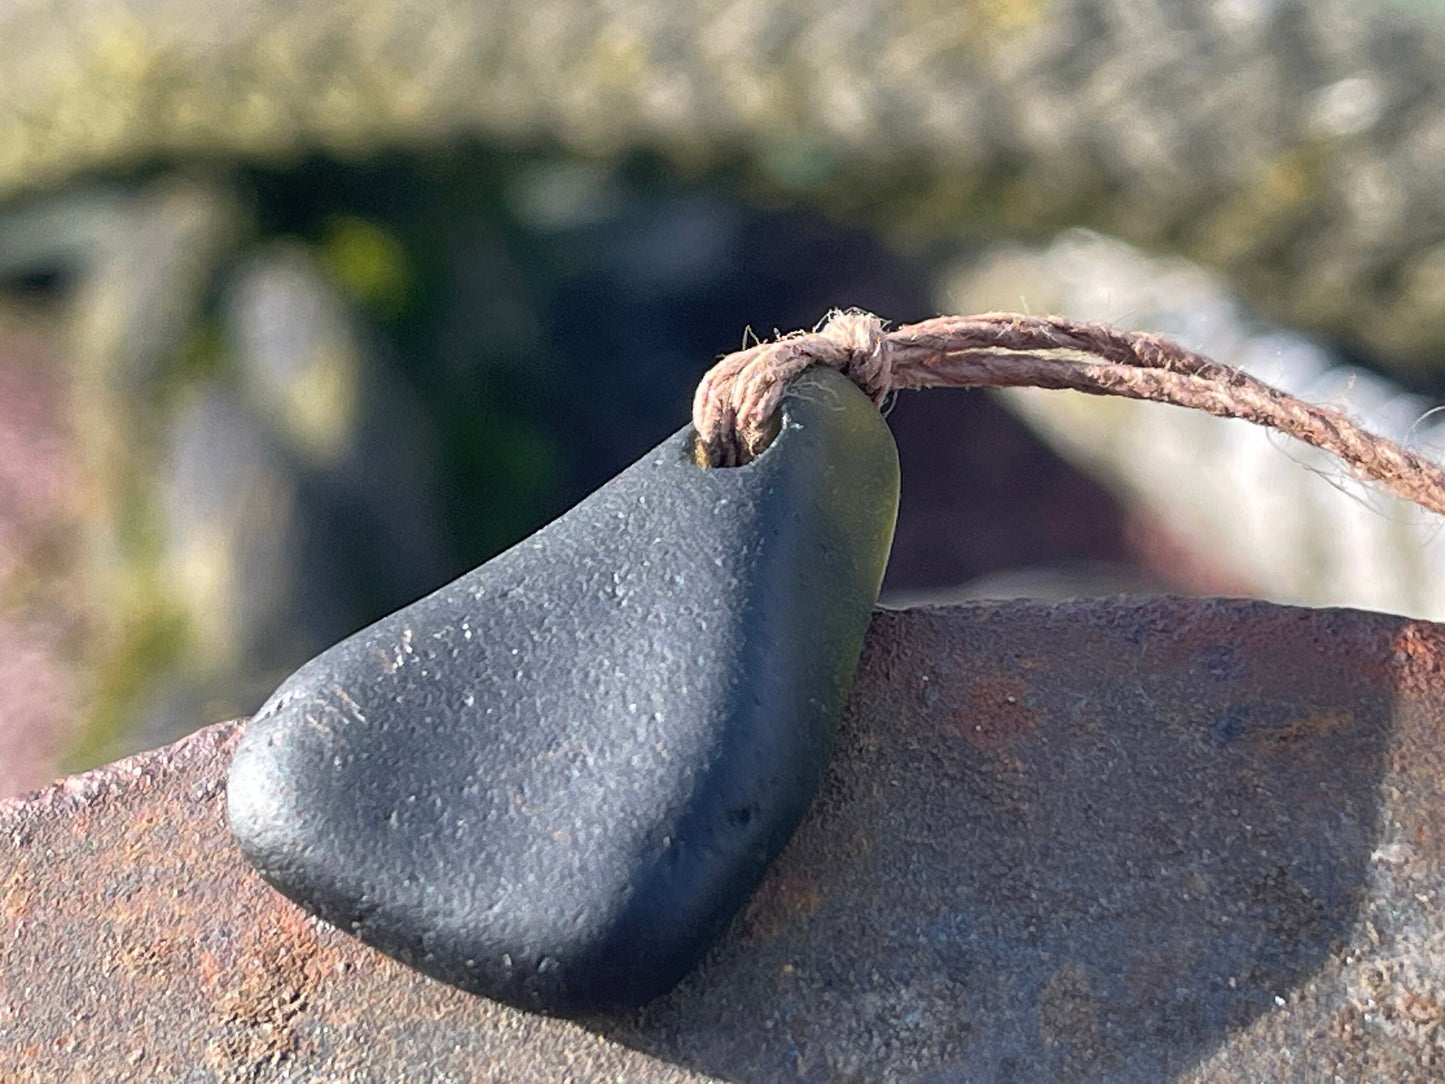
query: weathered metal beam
[{"left": 5, "top": 597, "right": 1445, "bottom": 1081}]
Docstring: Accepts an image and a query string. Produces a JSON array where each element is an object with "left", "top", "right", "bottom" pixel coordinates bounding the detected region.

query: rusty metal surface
[{"left": 4, "top": 597, "right": 1445, "bottom": 1082}]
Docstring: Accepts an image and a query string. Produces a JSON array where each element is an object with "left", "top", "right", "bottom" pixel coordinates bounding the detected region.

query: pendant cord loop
[{"left": 692, "top": 309, "right": 1445, "bottom": 519}]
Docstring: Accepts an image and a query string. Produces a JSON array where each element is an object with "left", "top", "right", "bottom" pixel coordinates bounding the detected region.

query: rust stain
[
  {"left": 2, "top": 867, "right": 30, "bottom": 924},
  {"left": 1246, "top": 708, "right": 1355, "bottom": 754},
  {"left": 1350, "top": 961, "right": 1445, "bottom": 1040},
  {"left": 1392, "top": 623, "right": 1441, "bottom": 668},
  {"left": 948, "top": 673, "right": 1036, "bottom": 752},
  {"left": 738, "top": 872, "right": 824, "bottom": 943},
  {"left": 114, "top": 932, "right": 189, "bottom": 985},
  {"left": 206, "top": 902, "right": 322, "bottom": 1079},
  {"left": 1390, "top": 622, "right": 1445, "bottom": 698},
  {"left": 1392, "top": 988, "right": 1445, "bottom": 1032}
]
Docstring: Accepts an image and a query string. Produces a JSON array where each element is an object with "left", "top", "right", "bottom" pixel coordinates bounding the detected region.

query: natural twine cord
[{"left": 692, "top": 309, "right": 1445, "bottom": 518}]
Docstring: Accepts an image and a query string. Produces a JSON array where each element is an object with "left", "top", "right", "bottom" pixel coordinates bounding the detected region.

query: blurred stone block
[
  {"left": 944, "top": 230, "right": 1445, "bottom": 622},
  {"left": 5, "top": 597, "right": 1445, "bottom": 1081}
]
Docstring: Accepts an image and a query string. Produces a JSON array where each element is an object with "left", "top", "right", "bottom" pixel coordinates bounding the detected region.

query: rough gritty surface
[{"left": 5, "top": 597, "right": 1445, "bottom": 1081}]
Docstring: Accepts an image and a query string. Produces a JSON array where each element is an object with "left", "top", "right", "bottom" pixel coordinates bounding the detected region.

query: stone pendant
[{"left": 226, "top": 367, "right": 899, "bottom": 1016}]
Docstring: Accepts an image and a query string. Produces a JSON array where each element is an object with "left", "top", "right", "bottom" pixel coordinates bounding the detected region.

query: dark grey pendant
[{"left": 226, "top": 367, "right": 899, "bottom": 1016}]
